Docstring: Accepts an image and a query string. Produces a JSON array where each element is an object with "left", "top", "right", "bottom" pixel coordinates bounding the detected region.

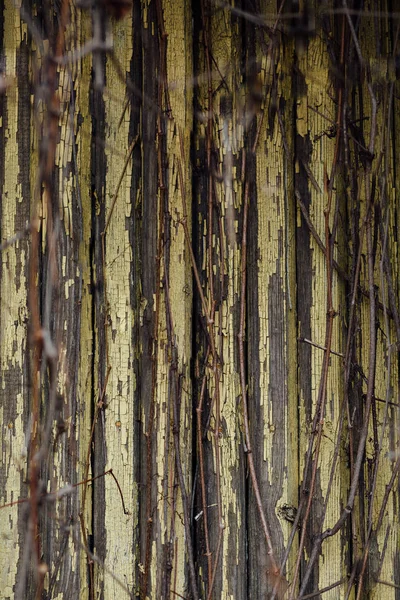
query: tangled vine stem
[{"left": 25, "top": 0, "right": 70, "bottom": 598}]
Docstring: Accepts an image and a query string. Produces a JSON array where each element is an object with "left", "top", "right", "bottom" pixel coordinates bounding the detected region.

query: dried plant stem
[
  {"left": 25, "top": 1, "right": 70, "bottom": 597},
  {"left": 196, "top": 372, "right": 213, "bottom": 582}
]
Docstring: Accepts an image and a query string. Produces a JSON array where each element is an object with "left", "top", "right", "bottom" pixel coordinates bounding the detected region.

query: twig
[
  {"left": 103, "top": 134, "right": 139, "bottom": 235},
  {"left": 298, "top": 577, "right": 346, "bottom": 599},
  {"left": 0, "top": 469, "right": 117, "bottom": 510},
  {"left": 375, "top": 579, "right": 400, "bottom": 591},
  {"left": 298, "top": 337, "right": 344, "bottom": 357},
  {"left": 0, "top": 222, "right": 33, "bottom": 251},
  {"left": 24, "top": 0, "right": 70, "bottom": 596},
  {"left": 109, "top": 469, "right": 130, "bottom": 515}
]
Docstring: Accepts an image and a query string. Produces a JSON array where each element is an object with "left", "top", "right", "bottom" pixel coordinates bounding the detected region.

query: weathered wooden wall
[{"left": 0, "top": 1, "right": 399, "bottom": 599}]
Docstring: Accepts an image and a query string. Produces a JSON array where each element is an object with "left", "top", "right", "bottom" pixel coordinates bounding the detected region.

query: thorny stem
[{"left": 26, "top": 1, "right": 69, "bottom": 598}]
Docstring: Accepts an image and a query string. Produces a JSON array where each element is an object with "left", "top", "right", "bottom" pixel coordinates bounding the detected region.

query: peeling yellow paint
[
  {"left": 97, "top": 14, "right": 136, "bottom": 598},
  {"left": 192, "top": 4, "right": 246, "bottom": 596},
  {"left": 296, "top": 17, "right": 346, "bottom": 597},
  {"left": 0, "top": 2, "right": 28, "bottom": 595},
  {"left": 253, "top": 1, "right": 298, "bottom": 583},
  {"left": 1, "top": 2, "right": 399, "bottom": 598},
  {"left": 75, "top": 10, "right": 94, "bottom": 600},
  {"left": 357, "top": 7, "right": 399, "bottom": 597}
]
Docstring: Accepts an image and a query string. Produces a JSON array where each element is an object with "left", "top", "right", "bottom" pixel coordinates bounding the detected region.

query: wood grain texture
[
  {"left": 295, "top": 5, "right": 347, "bottom": 595},
  {"left": 0, "top": 4, "right": 31, "bottom": 598},
  {"left": 0, "top": 1, "right": 400, "bottom": 599},
  {"left": 192, "top": 2, "right": 246, "bottom": 596},
  {"left": 246, "top": 2, "right": 298, "bottom": 597}
]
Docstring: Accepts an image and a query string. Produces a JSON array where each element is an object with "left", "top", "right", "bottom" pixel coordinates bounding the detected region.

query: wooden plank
[
  {"left": 294, "top": 3, "right": 347, "bottom": 597},
  {"left": 0, "top": 3, "right": 31, "bottom": 597},
  {"left": 192, "top": 2, "right": 246, "bottom": 597},
  {"left": 245, "top": 2, "right": 298, "bottom": 597}
]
